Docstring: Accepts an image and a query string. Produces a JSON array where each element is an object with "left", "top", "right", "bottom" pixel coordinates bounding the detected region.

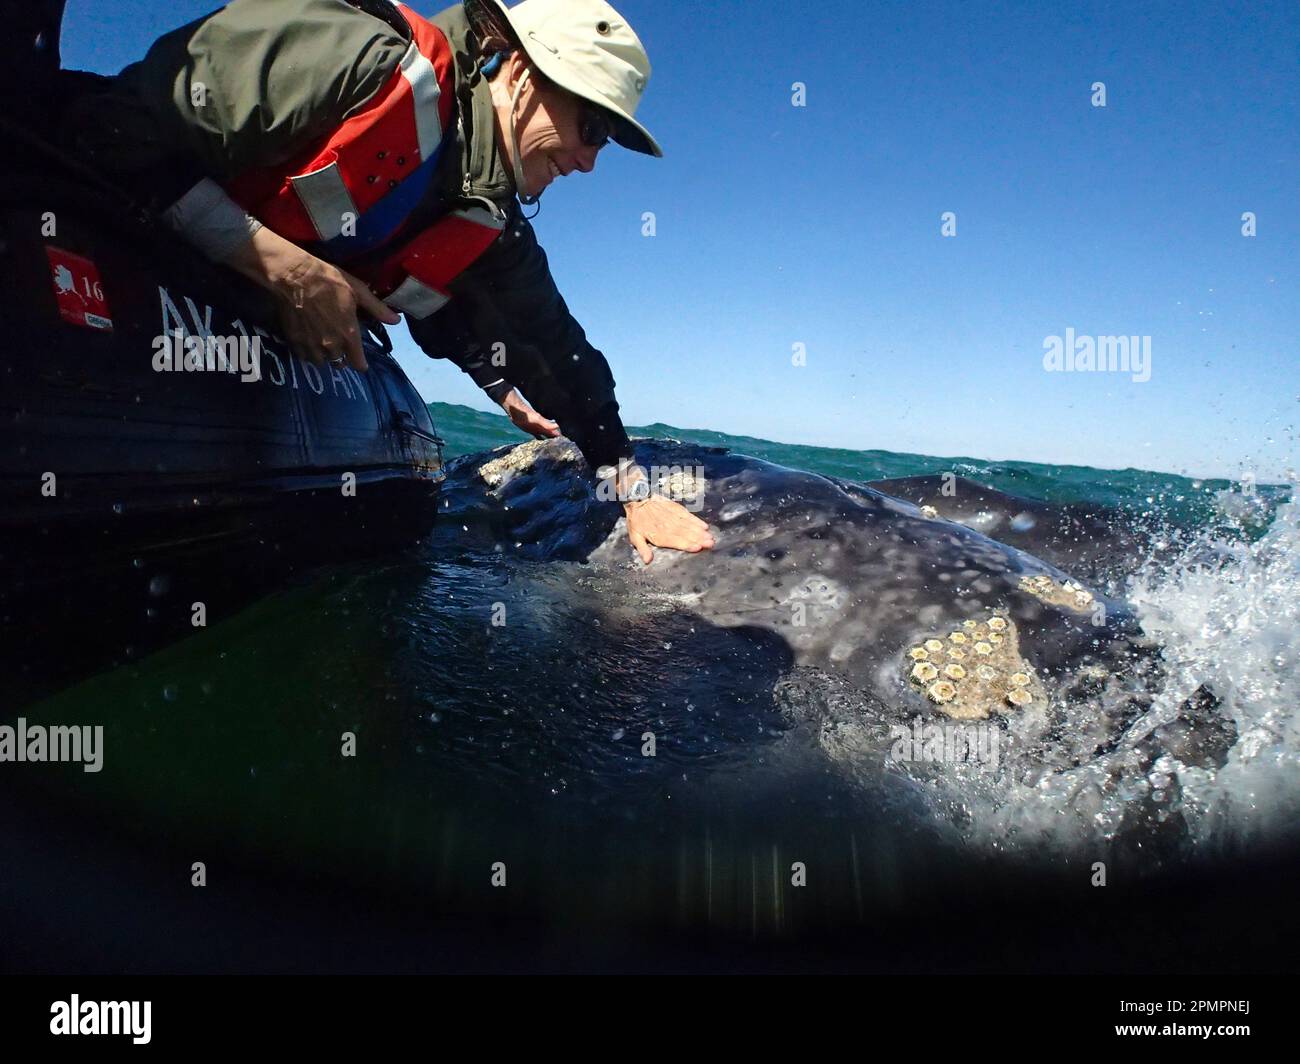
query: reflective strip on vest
[
  {"left": 286, "top": 40, "right": 440, "bottom": 243},
  {"left": 288, "top": 163, "right": 359, "bottom": 242},
  {"left": 384, "top": 276, "right": 450, "bottom": 319},
  {"left": 224, "top": 4, "right": 503, "bottom": 312},
  {"left": 379, "top": 207, "right": 506, "bottom": 319},
  {"left": 397, "top": 39, "right": 443, "bottom": 160}
]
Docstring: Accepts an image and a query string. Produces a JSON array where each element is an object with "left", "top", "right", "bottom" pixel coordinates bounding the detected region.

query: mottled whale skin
[
  {"left": 859, "top": 474, "right": 1158, "bottom": 587},
  {"left": 439, "top": 438, "right": 1155, "bottom": 717}
]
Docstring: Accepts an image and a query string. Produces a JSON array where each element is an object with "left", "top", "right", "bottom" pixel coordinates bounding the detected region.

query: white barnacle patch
[
  {"left": 717, "top": 499, "right": 761, "bottom": 522},
  {"left": 902, "top": 610, "right": 1046, "bottom": 720},
  {"left": 477, "top": 439, "right": 582, "bottom": 491},
  {"left": 653, "top": 465, "right": 707, "bottom": 507},
  {"left": 1017, "top": 572, "right": 1097, "bottom": 614}
]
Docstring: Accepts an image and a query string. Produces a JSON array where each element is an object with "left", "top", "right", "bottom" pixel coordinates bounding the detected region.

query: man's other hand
[{"left": 500, "top": 389, "right": 560, "bottom": 439}]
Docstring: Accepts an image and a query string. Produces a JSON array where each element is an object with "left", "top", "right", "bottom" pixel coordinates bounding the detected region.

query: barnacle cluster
[
  {"left": 477, "top": 439, "right": 582, "bottom": 489},
  {"left": 1018, "top": 573, "right": 1096, "bottom": 613},
  {"left": 903, "top": 612, "right": 1045, "bottom": 720}
]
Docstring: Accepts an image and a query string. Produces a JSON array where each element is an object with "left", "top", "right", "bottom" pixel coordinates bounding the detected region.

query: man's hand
[
  {"left": 224, "top": 226, "right": 400, "bottom": 371},
  {"left": 500, "top": 388, "right": 560, "bottom": 439},
  {"left": 625, "top": 495, "right": 715, "bottom": 564}
]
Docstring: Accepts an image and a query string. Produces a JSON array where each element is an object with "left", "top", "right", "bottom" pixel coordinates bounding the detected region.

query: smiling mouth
[{"left": 547, "top": 157, "right": 564, "bottom": 179}]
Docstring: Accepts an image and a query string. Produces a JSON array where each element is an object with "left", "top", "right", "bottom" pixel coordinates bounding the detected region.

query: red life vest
[{"left": 224, "top": 1, "right": 505, "bottom": 319}]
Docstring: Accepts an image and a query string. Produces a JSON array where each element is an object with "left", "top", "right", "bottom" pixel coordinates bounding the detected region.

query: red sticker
[{"left": 45, "top": 245, "right": 113, "bottom": 331}]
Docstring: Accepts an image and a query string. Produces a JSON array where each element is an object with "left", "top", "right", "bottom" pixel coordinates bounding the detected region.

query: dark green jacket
[{"left": 78, "top": 0, "right": 633, "bottom": 472}]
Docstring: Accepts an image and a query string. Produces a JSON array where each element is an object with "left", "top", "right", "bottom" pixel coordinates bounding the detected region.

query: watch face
[{"left": 626, "top": 478, "right": 652, "bottom": 502}]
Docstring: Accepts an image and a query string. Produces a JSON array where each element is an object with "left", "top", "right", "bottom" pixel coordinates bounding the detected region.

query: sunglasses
[{"left": 578, "top": 104, "right": 612, "bottom": 149}]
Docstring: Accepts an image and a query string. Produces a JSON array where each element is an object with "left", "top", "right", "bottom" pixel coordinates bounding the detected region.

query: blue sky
[{"left": 64, "top": 0, "right": 1299, "bottom": 479}]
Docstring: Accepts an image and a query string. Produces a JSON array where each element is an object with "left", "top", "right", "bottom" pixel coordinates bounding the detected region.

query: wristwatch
[
  {"left": 596, "top": 462, "right": 652, "bottom": 504},
  {"left": 622, "top": 477, "right": 652, "bottom": 504}
]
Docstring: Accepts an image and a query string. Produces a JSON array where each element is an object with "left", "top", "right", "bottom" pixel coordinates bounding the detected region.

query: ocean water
[
  {"left": 429, "top": 401, "right": 1285, "bottom": 528},
  {"left": 5, "top": 402, "right": 1296, "bottom": 963}
]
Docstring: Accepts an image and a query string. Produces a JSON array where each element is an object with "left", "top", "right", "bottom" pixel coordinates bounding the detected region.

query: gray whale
[{"left": 439, "top": 437, "right": 1164, "bottom": 728}]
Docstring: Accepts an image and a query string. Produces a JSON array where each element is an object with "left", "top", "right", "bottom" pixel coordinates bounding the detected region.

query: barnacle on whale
[
  {"left": 903, "top": 610, "right": 1047, "bottom": 720},
  {"left": 477, "top": 438, "right": 583, "bottom": 489},
  {"left": 1018, "top": 573, "right": 1096, "bottom": 614}
]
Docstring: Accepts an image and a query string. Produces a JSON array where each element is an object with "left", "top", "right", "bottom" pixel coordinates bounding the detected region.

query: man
[{"left": 69, "top": 0, "right": 712, "bottom": 563}]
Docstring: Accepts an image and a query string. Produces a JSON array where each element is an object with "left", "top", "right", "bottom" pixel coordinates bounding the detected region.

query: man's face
[{"left": 497, "top": 54, "right": 606, "bottom": 196}]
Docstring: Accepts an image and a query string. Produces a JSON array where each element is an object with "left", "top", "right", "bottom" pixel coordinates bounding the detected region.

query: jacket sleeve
[
  {"left": 437, "top": 201, "right": 636, "bottom": 473},
  {"left": 114, "top": 0, "right": 408, "bottom": 180},
  {"left": 406, "top": 299, "right": 515, "bottom": 405},
  {"left": 69, "top": 0, "right": 408, "bottom": 257}
]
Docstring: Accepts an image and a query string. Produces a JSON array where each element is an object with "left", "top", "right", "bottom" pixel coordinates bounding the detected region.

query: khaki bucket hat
[{"left": 479, "top": 0, "right": 663, "bottom": 158}]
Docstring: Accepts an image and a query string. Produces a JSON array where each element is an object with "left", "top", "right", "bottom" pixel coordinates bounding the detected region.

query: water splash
[
  {"left": 789, "top": 489, "right": 1299, "bottom": 865},
  {"left": 1125, "top": 492, "right": 1300, "bottom": 856}
]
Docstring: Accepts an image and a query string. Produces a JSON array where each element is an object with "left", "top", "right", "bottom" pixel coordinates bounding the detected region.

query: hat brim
[{"left": 478, "top": 0, "right": 663, "bottom": 157}]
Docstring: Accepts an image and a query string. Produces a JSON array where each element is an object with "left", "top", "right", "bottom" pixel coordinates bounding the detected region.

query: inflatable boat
[{"left": 0, "top": 2, "right": 445, "bottom": 702}]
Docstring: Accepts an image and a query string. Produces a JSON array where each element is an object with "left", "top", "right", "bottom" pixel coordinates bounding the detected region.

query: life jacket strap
[{"left": 384, "top": 275, "right": 451, "bottom": 319}]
